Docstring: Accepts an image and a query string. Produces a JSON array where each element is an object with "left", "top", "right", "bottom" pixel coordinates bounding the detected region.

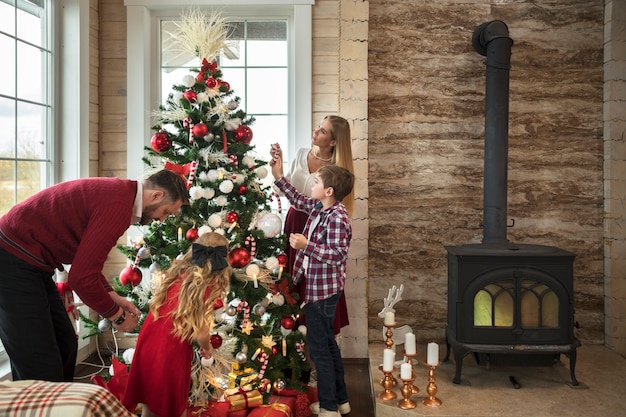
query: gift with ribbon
[
  {"left": 247, "top": 395, "right": 295, "bottom": 417},
  {"left": 225, "top": 386, "right": 263, "bottom": 412},
  {"left": 227, "top": 367, "right": 259, "bottom": 389}
]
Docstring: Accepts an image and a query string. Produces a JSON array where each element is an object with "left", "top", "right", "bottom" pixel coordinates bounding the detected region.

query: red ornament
[
  {"left": 150, "top": 131, "right": 171, "bottom": 153},
  {"left": 226, "top": 211, "right": 239, "bottom": 224},
  {"left": 238, "top": 185, "right": 247, "bottom": 195},
  {"left": 119, "top": 266, "right": 142, "bottom": 287},
  {"left": 210, "top": 334, "right": 223, "bottom": 349},
  {"left": 191, "top": 122, "right": 208, "bottom": 138},
  {"left": 219, "top": 80, "right": 230, "bottom": 92},
  {"left": 276, "top": 253, "right": 288, "bottom": 267},
  {"left": 183, "top": 90, "right": 197, "bottom": 102},
  {"left": 280, "top": 316, "right": 295, "bottom": 330},
  {"left": 205, "top": 77, "right": 218, "bottom": 88},
  {"left": 186, "top": 228, "right": 199, "bottom": 241},
  {"left": 229, "top": 247, "right": 251, "bottom": 268},
  {"left": 234, "top": 125, "right": 253, "bottom": 145}
]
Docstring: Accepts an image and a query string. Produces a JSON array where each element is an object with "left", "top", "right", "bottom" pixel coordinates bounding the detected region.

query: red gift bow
[
  {"left": 197, "top": 58, "right": 219, "bottom": 83},
  {"left": 91, "top": 356, "right": 130, "bottom": 404},
  {"left": 165, "top": 161, "right": 192, "bottom": 186},
  {"left": 270, "top": 279, "right": 297, "bottom": 306}
]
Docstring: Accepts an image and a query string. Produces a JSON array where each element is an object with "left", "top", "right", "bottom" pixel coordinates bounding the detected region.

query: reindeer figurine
[{"left": 378, "top": 284, "right": 412, "bottom": 360}]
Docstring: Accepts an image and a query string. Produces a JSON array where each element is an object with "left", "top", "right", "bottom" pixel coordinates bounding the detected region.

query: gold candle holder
[
  {"left": 378, "top": 365, "right": 397, "bottom": 400},
  {"left": 402, "top": 351, "right": 419, "bottom": 394},
  {"left": 422, "top": 361, "right": 442, "bottom": 407},
  {"left": 398, "top": 376, "right": 417, "bottom": 409},
  {"left": 384, "top": 322, "right": 396, "bottom": 350}
]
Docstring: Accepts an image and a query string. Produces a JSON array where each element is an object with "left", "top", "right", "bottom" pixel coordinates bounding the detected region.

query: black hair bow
[{"left": 191, "top": 244, "right": 228, "bottom": 270}]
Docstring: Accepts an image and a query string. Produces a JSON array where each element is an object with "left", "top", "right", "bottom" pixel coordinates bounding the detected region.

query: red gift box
[
  {"left": 227, "top": 409, "right": 250, "bottom": 417},
  {"left": 188, "top": 401, "right": 230, "bottom": 417},
  {"left": 247, "top": 395, "right": 295, "bottom": 417}
]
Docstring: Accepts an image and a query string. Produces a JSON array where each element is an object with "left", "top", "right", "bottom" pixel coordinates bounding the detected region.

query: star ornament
[
  {"left": 241, "top": 321, "right": 254, "bottom": 335},
  {"left": 261, "top": 335, "right": 276, "bottom": 349}
]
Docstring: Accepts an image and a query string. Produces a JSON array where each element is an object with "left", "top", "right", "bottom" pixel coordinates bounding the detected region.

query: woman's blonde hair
[
  {"left": 150, "top": 232, "right": 231, "bottom": 343},
  {"left": 325, "top": 115, "right": 355, "bottom": 216}
]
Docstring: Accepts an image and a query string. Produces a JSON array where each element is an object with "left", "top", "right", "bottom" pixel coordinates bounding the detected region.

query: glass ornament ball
[
  {"left": 229, "top": 247, "right": 251, "bottom": 268},
  {"left": 183, "top": 89, "right": 197, "bottom": 102},
  {"left": 226, "top": 211, "right": 239, "bottom": 224},
  {"left": 186, "top": 228, "right": 199, "bottom": 241},
  {"left": 234, "top": 125, "right": 253, "bottom": 145},
  {"left": 273, "top": 379, "right": 286, "bottom": 393},
  {"left": 210, "top": 334, "right": 223, "bottom": 349},
  {"left": 192, "top": 122, "right": 209, "bottom": 138},
  {"left": 119, "top": 266, "right": 142, "bottom": 287},
  {"left": 258, "top": 213, "right": 282, "bottom": 238},
  {"left": 280, "top": 316, "right": 295, "bottom": 330},
  {"left": 98, "top": 318, "right": 111, "bottom": 332},
  {"left": 236, "top": 351, "right": 247, "bottom": 364},
  {"left": 276, "top": 253, "right": 288, "bottom": 267},
  {"left": 253, "top": 303, "right": 266, "bottom": 316},
  {"left": 227, "top": 306, "right": 237, "bottom": 316},
  {"left": 150, "top": 131, "right": 171, "bottom": 153}
]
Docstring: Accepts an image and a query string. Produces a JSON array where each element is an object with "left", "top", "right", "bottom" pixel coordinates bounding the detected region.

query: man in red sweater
[{"left": 0, "top": 169, "right": 189, "bottom": 382}]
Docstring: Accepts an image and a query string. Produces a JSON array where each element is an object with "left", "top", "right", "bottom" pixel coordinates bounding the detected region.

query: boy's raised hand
[{"left": 270, "top": 143, "right": 284, "bottom": 179}]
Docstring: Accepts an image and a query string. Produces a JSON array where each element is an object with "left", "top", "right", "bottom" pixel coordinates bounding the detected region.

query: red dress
[
  {"left": 123, "top": 279, "right": 194, "bottom": 417},
  {"left": 284, "top": 206, "right": 349, "bottom": 334}
]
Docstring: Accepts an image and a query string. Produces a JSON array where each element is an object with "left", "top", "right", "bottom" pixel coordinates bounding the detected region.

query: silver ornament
[
  {"left": 227, "top": 306, "right": 237, "bottom": 316},
  {"left": 253, "top": 303, "right": 266, "bottom": 316},
  {"left": 137, "top": 246, "right": 151, "bottom": 259},
  {"left": 236, "top": 351, "right": 247, "bottom": 364},
  {"left": 98, "top": 318, "right": 111, "bottom": 332},
  {"left": 273, "top": 379, "right": 286, "bottom": 392}
]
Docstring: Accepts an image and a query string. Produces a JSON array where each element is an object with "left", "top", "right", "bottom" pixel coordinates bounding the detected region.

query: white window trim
[{"left": 124, "top": 0, "right": 313, "bottom": 181}]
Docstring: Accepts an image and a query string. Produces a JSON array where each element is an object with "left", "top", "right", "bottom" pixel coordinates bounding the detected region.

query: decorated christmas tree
[{"left": 82, "top": 9, "right": 310, "bottom": 407}]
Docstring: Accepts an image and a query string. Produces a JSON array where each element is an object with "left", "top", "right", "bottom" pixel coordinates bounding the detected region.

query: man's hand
[{"left": 109, "top": 291, "right": 141, "bottom": 332}]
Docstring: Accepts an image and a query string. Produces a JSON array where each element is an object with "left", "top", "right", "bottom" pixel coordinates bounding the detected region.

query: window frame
[{"left": 125, "top": 0, "right": 314, "bottom": 181}]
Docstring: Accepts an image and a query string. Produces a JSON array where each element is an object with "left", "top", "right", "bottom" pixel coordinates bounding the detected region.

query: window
[
  {"left": 125, "top": 0, "right": 313, "bottom": 182},
  {"left": 0, "top": 0, "right": 52, "bottom": 216}
]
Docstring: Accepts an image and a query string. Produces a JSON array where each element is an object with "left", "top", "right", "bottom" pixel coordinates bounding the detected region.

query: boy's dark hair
[
  {"left": 145, "top": 169, "right": 190, "bottom": 205},
  {"left": 317, "top": 165, "right": 354, "bottom": 202}
]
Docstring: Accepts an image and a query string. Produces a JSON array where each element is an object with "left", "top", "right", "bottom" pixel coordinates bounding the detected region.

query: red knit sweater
[{"left": 0, "top": 178, "right": 137, "bottom": 318}]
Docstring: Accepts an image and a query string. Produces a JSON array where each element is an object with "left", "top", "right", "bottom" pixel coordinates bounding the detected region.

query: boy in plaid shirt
[{"left": 270, "top": 149, "right": 354, "bottom": 417}]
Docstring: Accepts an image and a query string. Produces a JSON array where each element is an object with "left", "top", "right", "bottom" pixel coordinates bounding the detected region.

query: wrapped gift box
[
  {"left": 247, "top": 395, "right": 296, "bottom": 417},
  {"left": 228, "top": 367, "right": 259, "bottom": 388},
  {"left": 226, "top": 387, "right": 263, "bottom": 412}
]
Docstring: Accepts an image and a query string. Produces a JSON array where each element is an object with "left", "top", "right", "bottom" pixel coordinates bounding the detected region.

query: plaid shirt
[{"left": 275, "top": 177, "right": 352, "bottom": 303}]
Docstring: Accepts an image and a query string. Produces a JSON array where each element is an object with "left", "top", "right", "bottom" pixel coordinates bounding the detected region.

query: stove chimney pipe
[{"left": 472, "top": 20, "right": 513, "bottom": 244}]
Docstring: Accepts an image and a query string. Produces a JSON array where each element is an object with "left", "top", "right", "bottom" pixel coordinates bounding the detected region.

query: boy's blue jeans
[{"left": 305, "top": 292, "right": 349, "bottom": 412}]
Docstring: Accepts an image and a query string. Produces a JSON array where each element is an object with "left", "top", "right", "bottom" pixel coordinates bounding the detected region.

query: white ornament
[
  {"left": 280, "top": 327, "right": 292, "bottom": 336},
  {"left": 122, "top": 348, "right": 135, "bottom": 364},
  {"left": 256, "top": 167, "right": 268, "bottom": 179},
  {"left": 215, "top": 196, "right": 228, "bottom": 206},
  {"left": 215, "top": 228, "right": 225, "bottom": 235},
  {"left": 201, "top": 356, "right": 215, "bottom": 367},
  {"left": 232, "top": 173, "right": 245, "bottom": 184},
  {"left": 189, "top": 186, "right": 204, "bottom": 200},
  {"left": 149, "top": 262, "right": 160, "bottom": 274},
  {"left": 219, "top": 180, "right": 234, "bottom": 194},
  {"left": 228, "top": 100, "right": 238, "bottom": 110},
  {"left": 207, "top": 169, "right": 219, "bottom": 182},
  {"left": 182, "top": 74, "right": 196, "bottom": 87},
  {"left": 272, "top": 293, "right": 285, "bottom": 307},
  {"left": 224, "top": 118, "right": 242, "bottom": 131},
  {"left": 246, "top": 264, "right": 261, "bottom": 277},
  {"left": 242, "top": 156, "right": 255, "bottom": 169},
  {"left": 257, "top": 213, "right": 282, "bottom": 238},
  {"left": 208, "top": 213, "right": 222, "bottom": 228},
  {"left": 265, "top": 256, "right": 279, "bottom": 271},
  {"left": 198, "top": 225, "right": 212, "bottom": 236},
  {"left": 203, "top": 188, "right": 215, "bottom": 199},
  {"left": 298, "top": 325, "right": 307, "bottom": 337},
  {"left": 196, "top": 92, "right": 209, "bottom": 103}
]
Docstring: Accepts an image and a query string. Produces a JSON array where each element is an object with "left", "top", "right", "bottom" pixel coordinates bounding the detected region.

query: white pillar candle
[
  {"left": 427, "top": 342, "right": 439, "bottom": 366},
  {"left": 400, "top": 362, "right": 412, "bottom": 380},
  {"left": 405, "top": 332, "right": 416, "bottom": 355},
  {"left": 383, "top": 348, "right": 395, "bottom": 372},
  {"left": 383, "top": 311, "right": 395, "bottom": 326}
]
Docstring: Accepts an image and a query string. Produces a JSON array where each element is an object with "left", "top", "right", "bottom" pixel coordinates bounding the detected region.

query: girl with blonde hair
[{"left": 124, "top": 232, "right": 231, "bottom": 417}]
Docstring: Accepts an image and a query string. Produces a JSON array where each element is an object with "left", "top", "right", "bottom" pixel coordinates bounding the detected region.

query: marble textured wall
[{"left": 368, "top": 1, "right": 605, "bottom": 345}]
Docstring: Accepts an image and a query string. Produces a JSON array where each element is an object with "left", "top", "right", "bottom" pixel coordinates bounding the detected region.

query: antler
[{"left": 377, "top": 284, "right": 404, "bottom": 317}]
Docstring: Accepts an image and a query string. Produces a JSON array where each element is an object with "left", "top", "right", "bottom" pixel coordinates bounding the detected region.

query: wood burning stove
[{"left": 444, "top": 21, "right": 580, "bottom": 386}]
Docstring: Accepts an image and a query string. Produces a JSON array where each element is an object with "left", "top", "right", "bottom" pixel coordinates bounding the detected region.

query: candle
[
  {"left": 383, "top": 311, "right": 395, "bottom": 326},
  {"left": 427, "top": 342, "right": 439, "bottom": 366},
  {"left": 253, "top": 273, "right": 258, "bottom": 288},
  {"left": 405, "top": 332, "right": 416, "bottom": 355},
  {"left": 277, "top": 266, "right": 283, "bottom": 281},
  {"left": 177, "top": 227, "right": 183, "bottom": 241},
  {"left": 400, "top": 362, "right": 412, "bottom": 380},
  {"left": 383, "top": 348, "right": 395, "bottom": 372}
]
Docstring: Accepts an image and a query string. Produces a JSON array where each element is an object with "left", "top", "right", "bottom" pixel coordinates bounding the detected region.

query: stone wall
[{"left": 368, "top": 1, "right": 605, "bottom": 345}]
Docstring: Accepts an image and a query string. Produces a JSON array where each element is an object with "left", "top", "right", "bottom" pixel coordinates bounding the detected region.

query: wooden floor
[
  {"left": 75, "top": 354, "right": 375, "bottom": 417},
  {"left": 343, "top": 358, "right": 376, "bottom": 417}
]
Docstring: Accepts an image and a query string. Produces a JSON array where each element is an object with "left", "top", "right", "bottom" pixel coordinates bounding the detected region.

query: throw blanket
[{"left": 0, "top": 380, "right": 135, "bottom": 417}]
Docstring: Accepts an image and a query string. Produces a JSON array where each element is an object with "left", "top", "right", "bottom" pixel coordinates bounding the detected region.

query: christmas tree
[{"left": 83, "top": 9, "right": 310, "bottom": 405}]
